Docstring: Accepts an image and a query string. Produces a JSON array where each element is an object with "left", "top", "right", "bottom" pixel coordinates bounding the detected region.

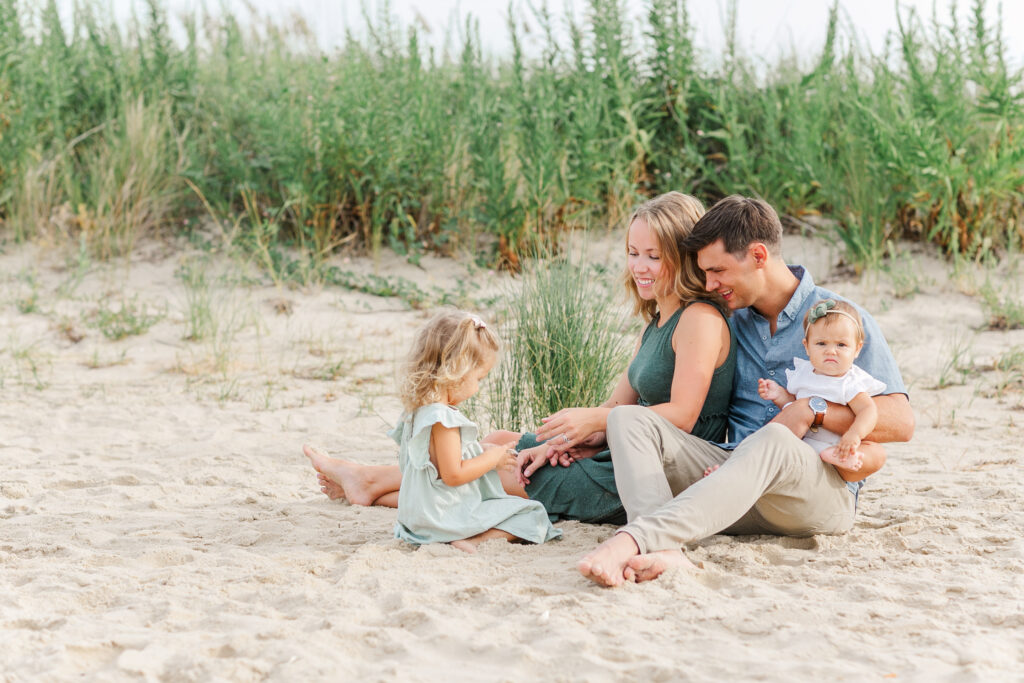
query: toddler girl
[
  {"left": 758, "top": 298, "right": 886, "bottom": 472},
  {"left": 388, "top": 310, "right": 560, "bottom": 553}
]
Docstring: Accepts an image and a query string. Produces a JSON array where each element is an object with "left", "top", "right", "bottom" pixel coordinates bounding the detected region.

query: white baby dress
[{"left": 785, "top": 358, "right": 887, "bottom": 454}]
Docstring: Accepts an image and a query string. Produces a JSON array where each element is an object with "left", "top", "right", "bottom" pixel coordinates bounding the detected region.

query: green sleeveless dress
[{"left": 519, "top": 302, "right": 736, "bottom": 524}]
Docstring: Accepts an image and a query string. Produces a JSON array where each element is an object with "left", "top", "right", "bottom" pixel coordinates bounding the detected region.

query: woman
[{"left": 304, "top": 192, "right": 735, "bottom": 522}]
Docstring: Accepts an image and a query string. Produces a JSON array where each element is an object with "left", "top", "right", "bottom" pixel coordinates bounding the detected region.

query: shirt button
[
  {"left": 761, "top": 336, "right": 767, "bottom": 341},
  {"left": 768, "top": 407, "right": 775, "bottom": 413},
  {"left": 769, "top": 370, "right": 775, "bottom": 375}
]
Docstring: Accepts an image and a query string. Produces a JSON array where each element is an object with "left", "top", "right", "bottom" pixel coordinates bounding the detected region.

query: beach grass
[{"left": 0, "top": 0, "right": 1021, "bottom": 271}]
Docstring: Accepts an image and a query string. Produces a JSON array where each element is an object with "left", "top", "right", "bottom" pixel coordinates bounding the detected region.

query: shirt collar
[{"left": 781, "top": 264, "right": 814, "bottom": 322}]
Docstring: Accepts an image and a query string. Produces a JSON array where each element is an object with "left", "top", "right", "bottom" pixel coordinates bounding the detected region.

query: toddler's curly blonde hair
[{"left": 399, "top": 310, "right": 501, "bottom": 411}]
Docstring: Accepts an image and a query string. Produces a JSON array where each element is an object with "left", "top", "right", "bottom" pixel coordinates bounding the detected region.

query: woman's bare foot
[
  {"left": 303, "top": 444, "right": 401, "bottom": 507},
  {"left": 626, "top": 550, "right": 697, "bottom": 583},
  {"left": 577, "top": 532, "right": 640, "bottom": 587},
  {"left": 316, "top": 472, "right": 345, "bottom": 500}
]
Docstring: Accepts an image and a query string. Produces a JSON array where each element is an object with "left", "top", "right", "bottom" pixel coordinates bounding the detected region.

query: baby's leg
[
  {"left": 450, "top": 528, "right": 517, "bottom": 554},
  {"left": 819, "top": 445, "right": 863, "bottom": 472},
  {"left": 303, "top": 445, "right": 402, "bottom": 507}
]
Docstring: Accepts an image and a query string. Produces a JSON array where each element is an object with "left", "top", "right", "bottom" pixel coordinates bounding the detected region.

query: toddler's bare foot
[
  {"left": 303, "top": 444, "right": 384, "bottom": 506},
  {"left": 577, "top": 532, "right": 640, "bottom": 587},
  {"left": 626, "top": 550, "right": 697, "bottom": 583},
  {"left": 450, "top": 528, "right": 514, "bottom": 554},
  {"left": 450, "top": 539, "right": 477, "bottom": 554},
  {"left": 703, "top": 464, "right": 719, "bottom": 477},
  {"left": 819, "top": 446, "right": 863, "bottom": 472}
]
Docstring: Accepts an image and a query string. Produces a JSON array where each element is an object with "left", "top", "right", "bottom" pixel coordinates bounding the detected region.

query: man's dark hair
[{"left": 682, "top": 195, "right": 782, "bottom": 257}]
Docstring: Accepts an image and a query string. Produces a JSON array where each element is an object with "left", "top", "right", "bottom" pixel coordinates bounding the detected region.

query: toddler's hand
[{"left": 494, "top": 441, "right": 518, "bottom": 472}]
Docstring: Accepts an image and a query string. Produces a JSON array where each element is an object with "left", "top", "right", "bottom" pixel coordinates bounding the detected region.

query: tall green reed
[
  {"left": 1, "top": 0, "right": 1021, "bottom": 271},
  {"left": 486, "top": 256, "right": 631, "bottom": 432}
]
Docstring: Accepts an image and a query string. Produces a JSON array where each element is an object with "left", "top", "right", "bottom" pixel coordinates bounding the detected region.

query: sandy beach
[{"left": 2, "top": 233, "right": 1022, "bottom": 681}]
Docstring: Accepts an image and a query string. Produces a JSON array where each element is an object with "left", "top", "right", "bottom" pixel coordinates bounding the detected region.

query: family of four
[{"left": 304, "top": 193, "right": 913, "bottom": 587}]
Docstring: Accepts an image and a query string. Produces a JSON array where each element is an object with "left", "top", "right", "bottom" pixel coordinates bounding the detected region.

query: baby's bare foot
[
  {"left": 627, "top": 550, "right": 697, "bottom": 583},
  {"left": 703, "top": 464, "right": 719, "bottom": 477},
  {"left": 819, "top": 446, "right": 863, "bottom": 472},
  {"left": 577, "top": 532, "right": 640, "bottom": 587}
]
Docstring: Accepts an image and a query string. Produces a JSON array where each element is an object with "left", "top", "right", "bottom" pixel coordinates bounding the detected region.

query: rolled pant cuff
[{"left": 618, "top": 526, "right": 648, "bottom": 555}]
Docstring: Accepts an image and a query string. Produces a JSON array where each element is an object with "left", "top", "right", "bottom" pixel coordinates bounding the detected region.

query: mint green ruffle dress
[{"left": 389, "top": 403, "right": 561, "bottom": 545}]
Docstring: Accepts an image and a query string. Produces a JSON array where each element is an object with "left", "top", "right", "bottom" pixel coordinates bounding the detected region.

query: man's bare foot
[
  {"left": 819, "top": 446, "right": 863, "bottom": 472},
  {"left": 303, "top": 444, "right": 396, "bottom": 506},
  {"left": 626, "top": 550, "right": 697, "bottom": 583},
  {"left": 577, "top": 532, "right": 640, "bottom": 587}
]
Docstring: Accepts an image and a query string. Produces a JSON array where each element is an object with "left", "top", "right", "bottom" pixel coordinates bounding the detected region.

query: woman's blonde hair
[
  {"left": 399, "top": 310, "right": 501, "bottom": 411},
  {"left": 623, "top": 191, "right": 724, "bottom": 320}
]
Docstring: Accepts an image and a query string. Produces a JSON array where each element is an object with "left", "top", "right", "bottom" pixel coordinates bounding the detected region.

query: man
[{"left": 578, "top": 196, "right": 914, "bottom": 586}]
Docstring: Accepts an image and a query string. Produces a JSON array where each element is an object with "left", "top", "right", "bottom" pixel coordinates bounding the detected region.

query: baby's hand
[
  {"left": 758, "top": 378, "right": 787, "bottom": 406},
  {"left": 837, "top": 432, "right": 861, "bottom": 459}
]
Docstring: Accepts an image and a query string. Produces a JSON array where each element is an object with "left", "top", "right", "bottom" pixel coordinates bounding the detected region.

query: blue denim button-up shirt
[{"left": 722, "top": 265, "right": 908, "bottom": 463}]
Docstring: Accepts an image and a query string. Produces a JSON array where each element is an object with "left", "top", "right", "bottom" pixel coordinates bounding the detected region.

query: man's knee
[
  {"left": 744, "top": 422, "right": 806, "bottom": 453},
  {"left": 607, "top": 404, "right": 652, "bottom": 434},
  {"left": 733, "top": 422, "right": 814, "bottom": 469}
]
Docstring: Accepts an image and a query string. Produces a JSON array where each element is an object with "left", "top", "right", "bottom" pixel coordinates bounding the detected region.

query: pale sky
[{"left": 56, "top": 0, "right": 1024, "bottom": 68}]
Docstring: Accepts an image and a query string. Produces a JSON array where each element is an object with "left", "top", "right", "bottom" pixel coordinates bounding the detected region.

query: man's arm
[
  {"left": 772, "top": 394, "right": 912, "bottom": 483},
  {"left": 774, "top": 394, "right": 914, "bottom": 443},
  {"left": 824, "top": 393, "right": 914, "bottom": 443}
]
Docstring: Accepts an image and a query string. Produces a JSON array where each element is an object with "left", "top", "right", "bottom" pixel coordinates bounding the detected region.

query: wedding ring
[{"left": 562, "top": 434, "right": 570, "bottom": 444}]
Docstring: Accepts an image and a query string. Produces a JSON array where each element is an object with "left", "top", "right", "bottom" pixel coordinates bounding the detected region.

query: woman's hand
[
  {"left": 535, "top": 407, "right": 608, "bottom": 450},
  {"left": 516, "top": 445, "right": 549, "bottom": 486}
]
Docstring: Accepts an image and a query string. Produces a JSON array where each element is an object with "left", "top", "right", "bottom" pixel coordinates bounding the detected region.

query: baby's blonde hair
[{"left": 399, "top": 310, "right": 500, "bottom": 411}]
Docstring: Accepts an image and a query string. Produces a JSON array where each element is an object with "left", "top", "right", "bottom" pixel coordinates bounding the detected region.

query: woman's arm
[
  {"left": 648, "top": 303, "right": 728, "bottom": 432},
  {"left": 431, "top": 423, "right": 516, "bottom": 487}
]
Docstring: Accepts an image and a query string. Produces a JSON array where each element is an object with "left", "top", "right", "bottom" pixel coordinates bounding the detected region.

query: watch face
[{"left": 809, "top": 397, "right": 827, "bottom": 413}]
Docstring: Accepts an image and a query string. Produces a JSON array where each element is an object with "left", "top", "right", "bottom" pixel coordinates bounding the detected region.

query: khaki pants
[{"left": 606, "top": 406, "right": 855, "bottom": 554}]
